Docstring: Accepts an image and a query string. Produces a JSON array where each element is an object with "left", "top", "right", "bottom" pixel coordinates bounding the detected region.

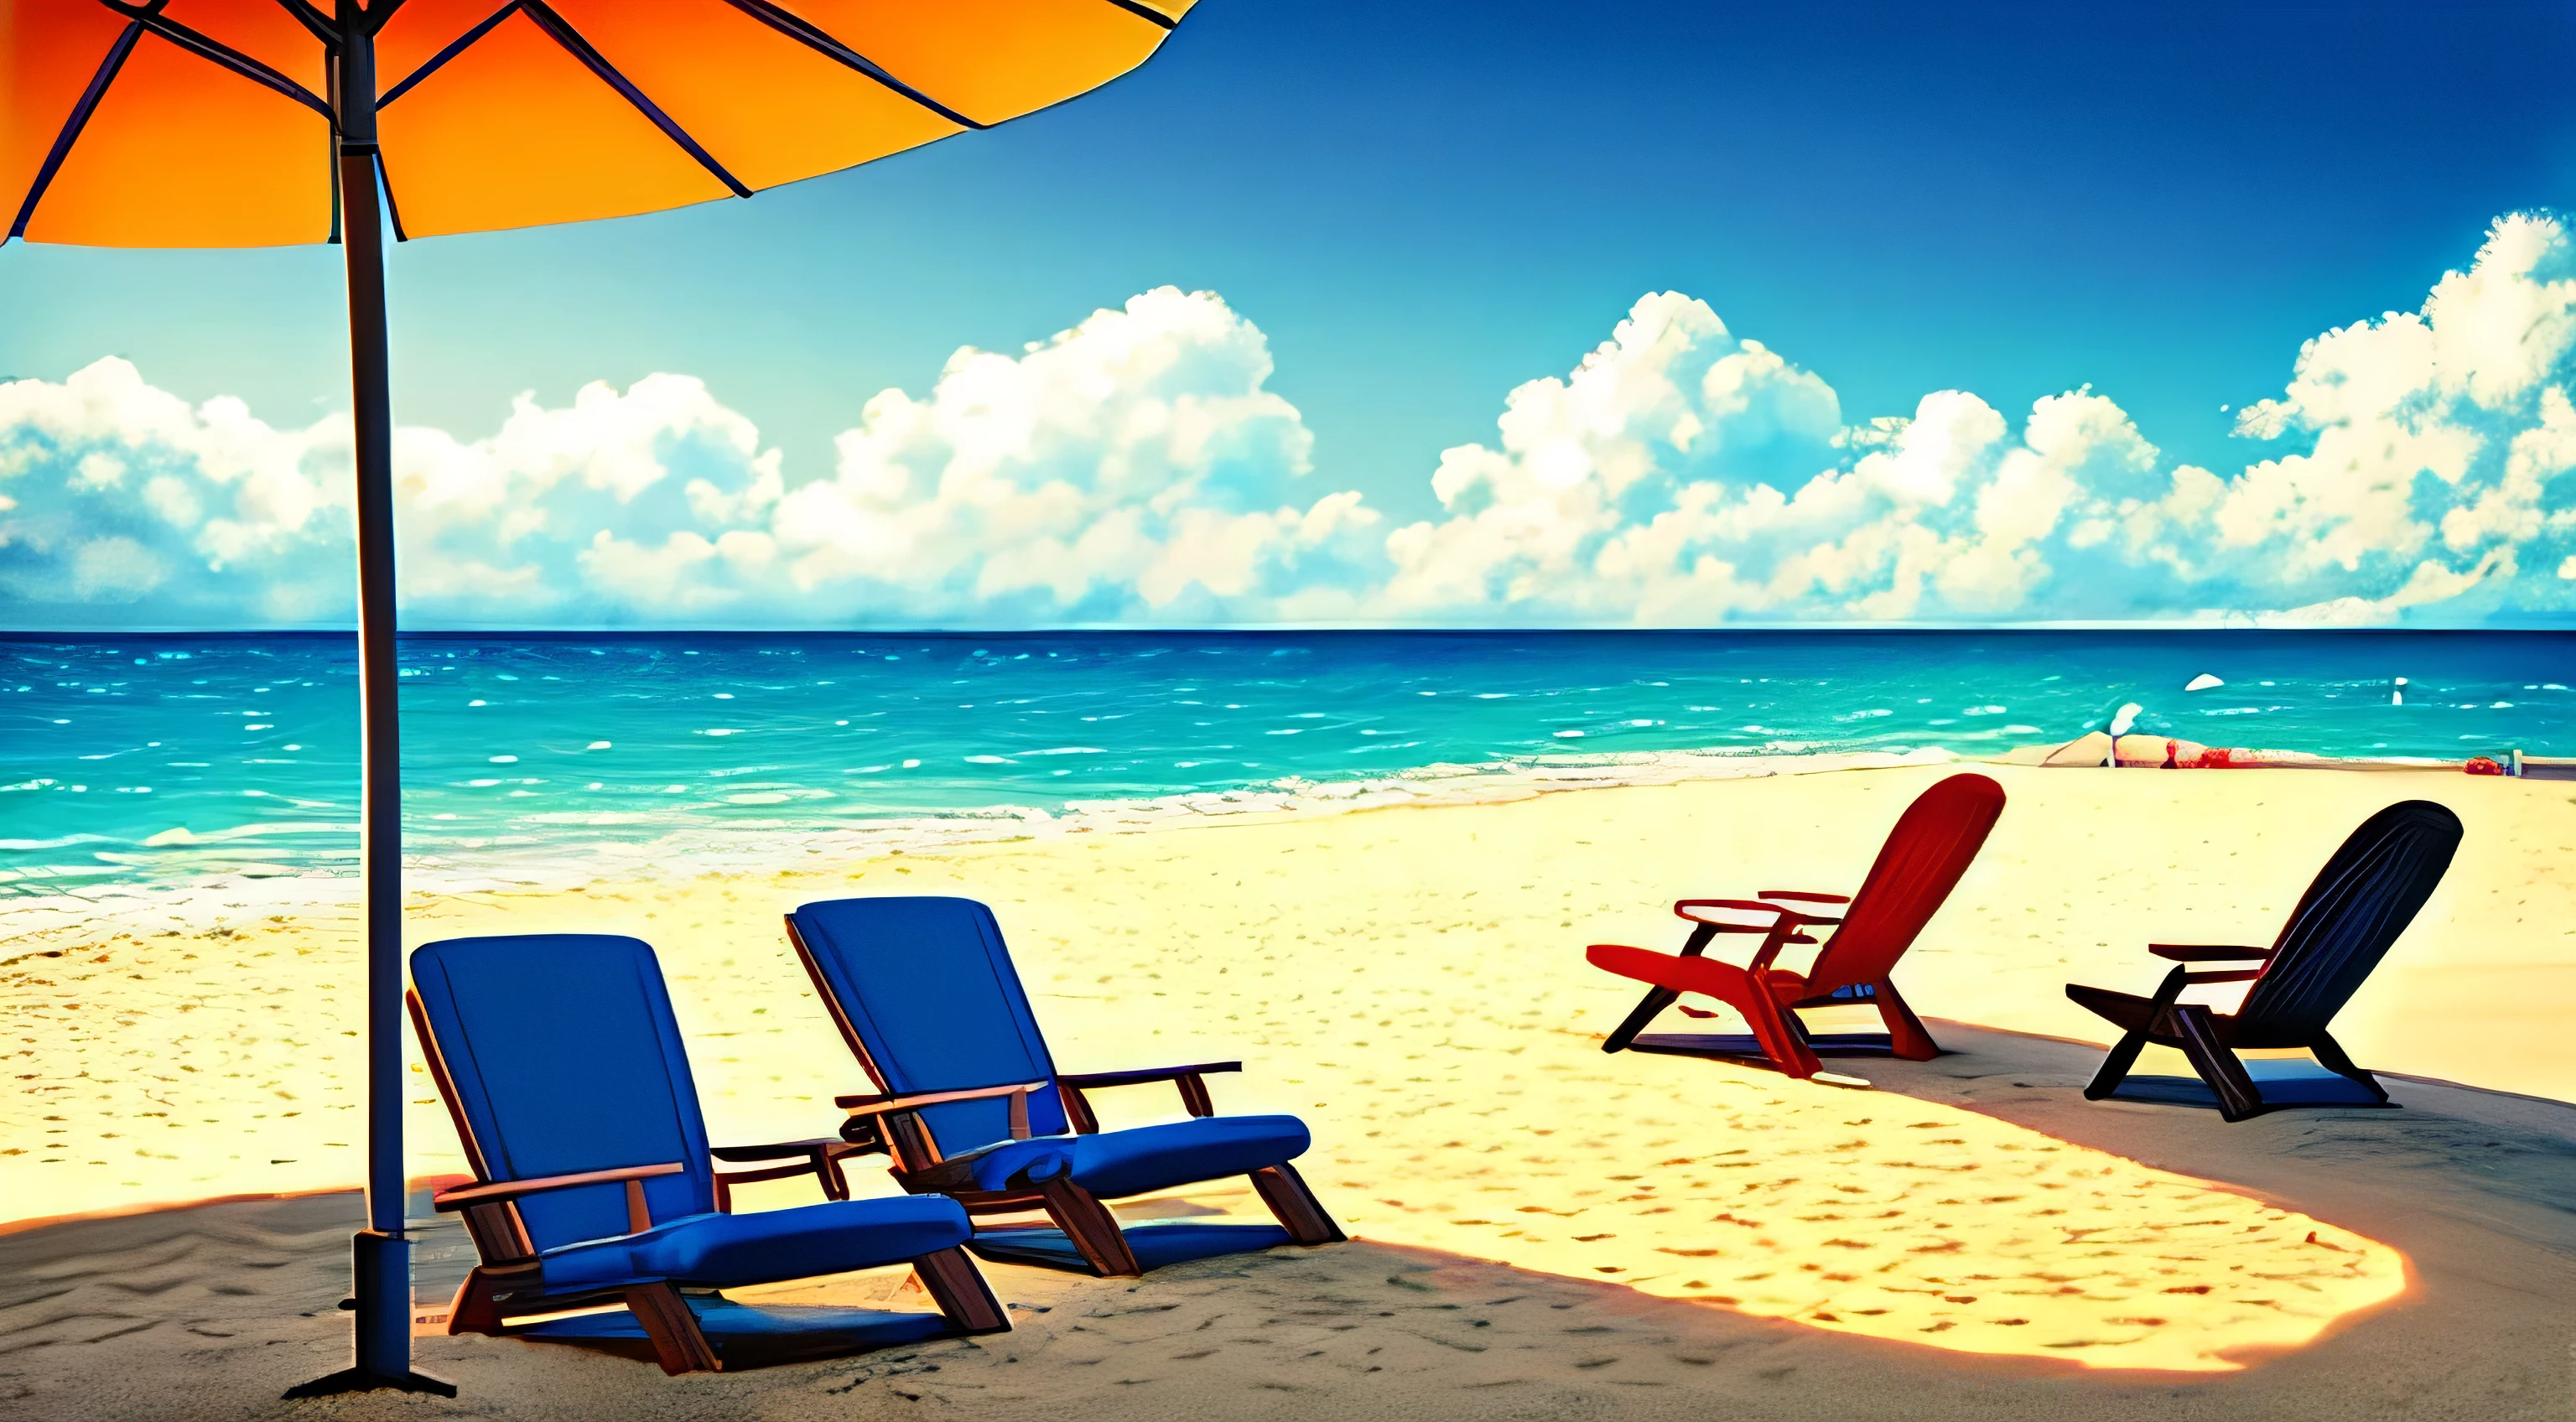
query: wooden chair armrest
[
  {"left": 838, "top": 1081, "right": 1048, "bottom": 1142},
  {"left": 2148, "top": 944, "right": 2275, "bottom": 962},
  {"left": 709, "top": 1136, "right": 858, "bottom": 1164},
  {"left": 833, "top": 1082, "right": 1049, "bottom": 1114},
  {"left": 1675, "top": 899, "right": 1792, "bottom": 926},
  {"left": 709, "top": 1138, "right": 875, "bottom": 1209},
  {"left": 1058, "top": 1062, "right": 1241, "bottom": 1124},
  {"left": 1056, "top": 1061, "right": 1244, "bottom": 1090},
  {"left": 1676, "top": 899, "right": 1839, "bottom": 928},
  {"left": 2179, "top": 968, "right": 2266, "bottom": 984},
  {"left": 433, "top": 1161, "right": 684, "bottom": 1212},
  {"left": 1758, "top": 890, "right": 1852, "bottom": 904}
]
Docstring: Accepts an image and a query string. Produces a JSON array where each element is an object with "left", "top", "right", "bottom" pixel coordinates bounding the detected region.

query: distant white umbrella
[{"left": 2107, "top": 703, "right": 2142, "bottom": 767}]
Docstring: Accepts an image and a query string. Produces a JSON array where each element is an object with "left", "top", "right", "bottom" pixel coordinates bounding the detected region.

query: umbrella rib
[
  {"left": 94, "top": 2, "right": 338, "bottom": 124},
  {"left": 1095, "top": 0, "right": 1181, "bottom": 29},
  {"left": 378, "top": 0, "right": 521, "bottom": 111},
  {"left": 269, "top": 0, "right": 338, "bottom": 48},
  {"left": 719, "top": 0, "right": 988, "bottom": 130},
  {"left": 8, "top": 18, "right": 146, "bottom": 243},
  {"left": 519, "top": 0, "right": 755, "bottom": 198}
]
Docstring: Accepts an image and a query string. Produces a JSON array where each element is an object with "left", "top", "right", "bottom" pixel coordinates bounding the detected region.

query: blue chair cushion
[
  {"left": 411, "top": 935, "right": 719, "bottom": 1253},
  {"left": 789, "top": 898, "right": 1075, "bottom": 1144},
  {"left": 952, "top": 1115, "right": 1311, "bottom": 1200},
  {"left": 534, "top": 1194, "right": 973, "bottom": 1296}
]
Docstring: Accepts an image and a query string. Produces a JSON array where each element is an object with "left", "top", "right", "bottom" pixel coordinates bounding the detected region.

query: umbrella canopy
[
  {"left": 8, "top": 0, "right": 1190, "bottom": 243},
  {"left": 5, "top": 0, "right": 1191, "bottom": 1395}
]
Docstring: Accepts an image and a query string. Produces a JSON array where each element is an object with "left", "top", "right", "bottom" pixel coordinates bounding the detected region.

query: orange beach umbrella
[{"left": 5, "top": 0, "right": 1191, "bottom": 1395}]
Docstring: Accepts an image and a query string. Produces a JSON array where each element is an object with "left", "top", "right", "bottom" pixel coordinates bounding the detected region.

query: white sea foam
[{"left": 0, "top": 744, "right": 1963, "bottom": 938}]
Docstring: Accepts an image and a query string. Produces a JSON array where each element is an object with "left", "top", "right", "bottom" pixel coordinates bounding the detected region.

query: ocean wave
[
  {"left": 8, "top": 631, "right": 2562, "bottom": 909},
  {"left": 0, "top": 744, "right": 1964, "bottom": 922}
]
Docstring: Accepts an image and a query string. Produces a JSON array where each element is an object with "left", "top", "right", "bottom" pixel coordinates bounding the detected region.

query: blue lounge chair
[
  {"left": 784, "top": 896, "right": 1343, "bottom": 1276},
  {"left": 2066, "top": 800, "right": 2462, "bottom": 1121},
  {"left": 408, "top": 933, "right": 1009, "bottom": 1374}
]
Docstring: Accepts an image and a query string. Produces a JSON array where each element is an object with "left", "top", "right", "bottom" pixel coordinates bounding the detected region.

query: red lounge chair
[{"left": 1586, "top": 772, "right": 2007, "bottom": 1078}]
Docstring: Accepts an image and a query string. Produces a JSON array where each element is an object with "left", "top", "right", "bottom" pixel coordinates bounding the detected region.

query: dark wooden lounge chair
[
  {"left": 785, "top": 896, "right": 1344, "bottom": 1277},
  {"left": 2066, "top": 799, "right": 2462, "bottom": 1122},
  {"left": 1587, "top": 772, "right": 2006, "bottom": 1078}
]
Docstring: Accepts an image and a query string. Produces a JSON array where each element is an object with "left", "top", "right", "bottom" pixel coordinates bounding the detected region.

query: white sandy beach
[{"left": 4, "top": 760, "right": 2571, "bottom": 1373}]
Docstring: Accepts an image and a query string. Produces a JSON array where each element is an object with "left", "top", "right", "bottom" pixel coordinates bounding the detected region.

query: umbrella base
[{"left": 281, "top": 1367, "right": 458, "bottom": 1399}]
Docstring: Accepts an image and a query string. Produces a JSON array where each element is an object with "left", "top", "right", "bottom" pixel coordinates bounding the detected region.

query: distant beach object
[
  {"left": 1588, "top": 773, "right": 2007, "bottom": 1079},
  {"left": 2106, "top": 703, "right": 2143, "bottom": 767},
  {"left": 2065, "top": 800, "right": 2463, "bottom": 1122},
  {"left": 2392, "top": 677, "right": 2407, "bottom": 706},
  {"left": 3, "top": 6, "right": 1197, "bottom": 1393},
  {"left": 2516, "top": 752, "right": 2576, "bottom": 781},
  {"left": 2184, "top": 673, "right": 2225, "bottom": 692},
  {"left": 2463, "top": 756, "right": 2505, "bottom": 776},
  {"left": 787, "top": 897, "right": 1344, "bottom": 1277},
  {"left": 405, "top": 933, "right": 1007, "bottom": 1375},
  {"left": 2037, "top": 729, "right": 2113, "bottom": 766}
]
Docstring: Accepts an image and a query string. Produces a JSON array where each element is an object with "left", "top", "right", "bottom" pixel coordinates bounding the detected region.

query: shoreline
[{"left": 0, "top": 739, "right": 2518, "bottom": 932}]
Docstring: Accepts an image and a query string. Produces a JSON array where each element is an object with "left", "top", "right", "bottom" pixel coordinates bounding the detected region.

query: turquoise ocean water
[{"left": 2, "top": 631, "right": 2567, "bottom": 896}]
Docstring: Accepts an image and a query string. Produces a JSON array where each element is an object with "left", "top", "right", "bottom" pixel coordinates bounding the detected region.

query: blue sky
[{"left": 3, "top": 0, "right": 2573, "bottom": 628}]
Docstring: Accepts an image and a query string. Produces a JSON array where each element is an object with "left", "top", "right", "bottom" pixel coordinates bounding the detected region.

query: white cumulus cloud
[
  {"left": 1379, "top": 211, "right": 2576, "bottom": 625},
  {"left": 0, "top": 358, "right": 354, "bottom": 624},
  {"left": 0, "top": 288, "right": 1380, "bottom": 627},
  {"left": 2, "top": 214, "right": 2571, "bottom": 629}
]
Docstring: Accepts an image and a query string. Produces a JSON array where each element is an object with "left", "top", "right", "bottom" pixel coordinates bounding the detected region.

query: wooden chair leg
[
  {"left": 2309, "top": 1031, "right": 2391, "bottom": 1103},
  {"left": 2169, "top": 1005, "right": 2264, "bottom": 1122},
  {"left": 1602, "top": 922, "right": 1720, "bottom": 1052},
  {"left": 1034, "top": 1173, "right": 1141, "bottom": 1276},
  {"left": 623, "top": 1282, "right": 722, "bottom": 1375},
  {"left": 1869, "top": 979, "right": 1940, "bottom": 1061},
  {"left": 1602, "top": 985, "right": 1679, "bottom": 1054},
  {"left": 1249, "top": 1161, "right": 1345, "bottom": 1246},
  {"left": 2083, "top": 1025, "right": 2152, "bottom": 1100},
  {"left": 911, "top": 1248, "right": 1010, "bottom": 1335},
  {"left": 444, "top": 1267, "right": 512, "bottom": 1337},
  {"left": 1747, "top": 994, "right": 1824, "bottom": 1079}
]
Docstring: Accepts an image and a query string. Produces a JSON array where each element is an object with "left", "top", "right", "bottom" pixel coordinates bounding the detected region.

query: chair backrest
[
  {"left": 2236, "top": 800, "right": 2462, "bottom": 1043},
  {"left": 1802, "top": 773, "right": 2007, "bottom": 996},
  {"left": 408, "top": 934, "right": 714, "bottom": 1254},
  {"left": 787, "top": 896, "right": 1070, "bottom": 1151}
]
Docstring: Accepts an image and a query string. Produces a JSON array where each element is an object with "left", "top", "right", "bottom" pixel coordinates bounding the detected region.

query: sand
[
  {"left": 5, "top": 1024, "right": 2570, "bottom": 1421},
  {"left": 4, "top": 763, "right": 2572, "bottom": 1388}
]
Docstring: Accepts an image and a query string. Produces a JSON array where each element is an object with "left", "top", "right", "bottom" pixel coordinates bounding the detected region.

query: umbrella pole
[{"left": 286, "top": 11, "right": 453, "bottom": 1399}]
